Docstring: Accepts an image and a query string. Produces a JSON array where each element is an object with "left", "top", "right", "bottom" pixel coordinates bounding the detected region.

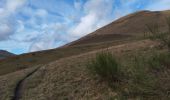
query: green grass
[{"left": 88, "top": 51, "right": 122, "bottom": 82}]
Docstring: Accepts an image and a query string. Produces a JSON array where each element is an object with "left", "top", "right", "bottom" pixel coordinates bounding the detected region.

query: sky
[{"left": 0, "top": 0, "right": 170, "bottom": 54}]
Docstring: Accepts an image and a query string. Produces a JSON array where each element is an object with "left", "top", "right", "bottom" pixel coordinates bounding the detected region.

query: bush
[{"left": 88, "top": 51, "right": 121, "bottom": 82}]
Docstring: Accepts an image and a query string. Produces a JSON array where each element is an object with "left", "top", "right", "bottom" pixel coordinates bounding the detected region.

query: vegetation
[
  {"left": 88, "top": 49, "right": 170, "bottom": 99},
  {"left": 28, "top": 13, "right": 170, "bottom": 99},
  {"left": 146, "top": 17, "right": 170, "bottom": 50},
  {"left": 88, "top": 51, "right": 122, "bottom": 82},
  {"left": 122, "top": 51, "right": 170, "bottom": 99},
  {"left": 148, "top": 51, "right": 170, "bottom": 70},
  {"left": 0, "top": 36, "right": 135, "bottom": 76},
  {"left": 1, "top": 10, "right": 170, "bottom": 100}
]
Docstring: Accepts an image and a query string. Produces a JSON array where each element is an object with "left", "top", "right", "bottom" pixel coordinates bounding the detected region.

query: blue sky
[{"left": 0, "top": 0, "right": 170, "bottom": 54}]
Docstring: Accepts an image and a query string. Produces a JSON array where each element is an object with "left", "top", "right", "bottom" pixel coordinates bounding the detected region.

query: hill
[
  {"left": 0, "top": 10, "right": 170, "bottom": 76},
  {"left": 0, "top": 10, "right": 170, "bottom": 100},
  {"left": 66, "top": 10, "right": 170, "bottom": 46},
  {"left": 0, "top": 50, "right": 15, "bottom": 59}
]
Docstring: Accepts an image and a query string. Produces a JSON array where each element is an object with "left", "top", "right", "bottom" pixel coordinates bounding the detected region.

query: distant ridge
[{"left": 0, "top": 50, "right": 15, "bottom": 59}]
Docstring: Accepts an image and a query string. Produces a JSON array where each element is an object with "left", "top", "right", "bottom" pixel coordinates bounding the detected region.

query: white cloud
[
  {"left": 69, "top": 0, "right": 114, "bottom": 39},
  {"left": 21, "top": 8, "right": 49, "bottom": 28},
  {"left": 29, "top": 32, "right": 55, "bottom": 52},
  {"left": 0, "top": 0, "right": 26, "bottom": 41},
  {"left": 29, "top": 23, "right": 68, "bottom": 52},
  {"left": 0, "top": 22, "right": 14, "bottom": 40},
  {"left": 6, "top": 0, "right": 26, "bottom": 14},
  {"left": 146, "top": 0, "right": 170, "bottom": 11},
  {"left": 70, "top": 13, "right": 97, "bottom": 38}
]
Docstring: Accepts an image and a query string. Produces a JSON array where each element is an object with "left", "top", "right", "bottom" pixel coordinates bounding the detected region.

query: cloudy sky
[{"left": 0, "top": 0, "right": 170, "bottom": 54}]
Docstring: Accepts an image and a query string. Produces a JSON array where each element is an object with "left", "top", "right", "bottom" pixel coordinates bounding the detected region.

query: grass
[
  {"left": 146, "top": 17, "right": 170, "bottom": 50},
  {"left": 0, "top": 36, "right": 136, "bottom": 76},
  {"left": 88, "top": 51, "right": 122, "bottom": 82},
  {"left": 5, "top": 39, "right": 169, "bottom": 100},
  {"left": 0, "top": 67, "right": 37, "bottom": 100},
  {"left": 1, "top": 11, "right": 170, "bottom": 100},
  {"left": 148, "top": 51, "right": 170, "bottom": 71},
  {"left": 88, "top": 49, "right": 170, "bottom": 99},
  {"left": 123, "top": 51, "right": 170, "bottom": 99},
  {"left": 85, "top": 16, "right": 170, "bottom": 99}
]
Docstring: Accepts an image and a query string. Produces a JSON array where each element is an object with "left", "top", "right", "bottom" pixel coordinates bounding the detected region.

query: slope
[
  {"left": 18, "top": 39, "right": 168, "bottom": 99},
  {"left": 0, "top": 50, "right": 15, "bottom": 59},
  {"left": 0, "top": 10, "right": 170, "bottom": 76},
  {"left": 66, "top": 10, "right": 170, "bottom": 46},
  {"left": 0, "top": 10, "right": 170, "bottom": 99}
]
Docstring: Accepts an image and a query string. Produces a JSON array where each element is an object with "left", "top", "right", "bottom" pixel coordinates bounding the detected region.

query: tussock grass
[
  {"left": 88, "top": 49, "right": 170, "bottom": 99},
  {"left": 148, "top": 51, "right": 170, "bottom": 71},
  {"left": 121, "top": 51, "right": 170, "bottom": 99},
  {"left": 88, "top": 51, "right": 122, "bottom": 82}
]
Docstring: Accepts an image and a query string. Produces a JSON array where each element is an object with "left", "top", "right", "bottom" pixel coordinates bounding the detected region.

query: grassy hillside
[
  {"left": 0, "top": 36, "right": 136, "bottom": 76},
  {"left": 66, "top": 10, "right": 170, "bottom": 47},
  {"left": 16, "top": 40, "right": 170, "bottom": 99},
  {"left": 1, "top": 10, "right": 170, "bottom": 76},
  {"left": 0, "top": 66, "right": 38, "bottom": 100},
  {"left": 0, "top": 10, "right": 170, "bottom": 100}
]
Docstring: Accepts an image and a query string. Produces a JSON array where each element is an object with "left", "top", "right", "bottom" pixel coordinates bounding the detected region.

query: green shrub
[{"left": 88, "top": 51, "right": 121, "bottom": 82}]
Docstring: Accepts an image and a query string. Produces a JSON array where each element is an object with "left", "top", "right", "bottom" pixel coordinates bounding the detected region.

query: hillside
[
  {"left": 0, "top": 10, "right": 170, "bottom": 100},
  {"left": 1, "top": 10, "right": 170, "bottom": 76},
  {"left": 66, "top": 10, "right": 170, "bottom": 46},
  {"left": 0, "top": 50, "right": 15, "bottom": 59}
]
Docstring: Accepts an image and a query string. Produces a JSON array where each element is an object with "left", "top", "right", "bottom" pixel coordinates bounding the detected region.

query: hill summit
[{"left": 66, "top": 10, "right": 170, "bottom": 46}]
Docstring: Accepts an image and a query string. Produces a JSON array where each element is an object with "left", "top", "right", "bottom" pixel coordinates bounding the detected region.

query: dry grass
[
  {"left": 0, "top": 35, "right": 137, "bottom": 76},
  {"left": 16, "top": 40, "right": 158, "bottom": 100},
  {"left": 0, "top": 66, "right": 38, "bottom": 100},
  {"left": 19, "top": 55, "right": 116, "bottom": 100},
  {"left": 0, "top": 10, "right": 169, "bottom": 100}
]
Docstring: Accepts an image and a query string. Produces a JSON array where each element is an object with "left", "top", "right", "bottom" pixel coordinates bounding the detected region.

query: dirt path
[{"left": 11, "top": 67, "right": 40, "bottom": 100}]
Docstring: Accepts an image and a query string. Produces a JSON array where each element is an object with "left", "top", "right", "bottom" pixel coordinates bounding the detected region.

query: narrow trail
[{"left": 11, "top": 67, "right": 40, "bottom": 100}]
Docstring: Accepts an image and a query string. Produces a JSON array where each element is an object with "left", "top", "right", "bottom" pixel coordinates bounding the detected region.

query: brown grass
[
  {"left": 17, "top": 40, "right": 158, "bottom": 100},
  {"left": 0, "top": 10, "right": 170, "bottom": 100},
  {"left": 0, "top": 66, "right": 38, "bottom": 100},
  {"left": 0, "top": 35, "right": 137, "bottom": 76}
]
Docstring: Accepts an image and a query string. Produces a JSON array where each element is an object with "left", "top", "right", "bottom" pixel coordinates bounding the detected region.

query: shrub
[{"left": 88, "top": 51, "right": 121, "bottom": 82}]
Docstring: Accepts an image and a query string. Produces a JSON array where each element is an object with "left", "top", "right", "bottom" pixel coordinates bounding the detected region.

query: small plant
[
  {"left": 146, "top": 17, "right": 170, "bottom": 50},
  {"left": 88, "top": 51, "right": 121, "bottom": 82}
]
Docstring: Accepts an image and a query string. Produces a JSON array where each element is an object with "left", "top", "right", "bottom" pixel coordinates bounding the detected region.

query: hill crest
[{"left": 65, "top": 10, "right": 170, "bottom": 47}]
